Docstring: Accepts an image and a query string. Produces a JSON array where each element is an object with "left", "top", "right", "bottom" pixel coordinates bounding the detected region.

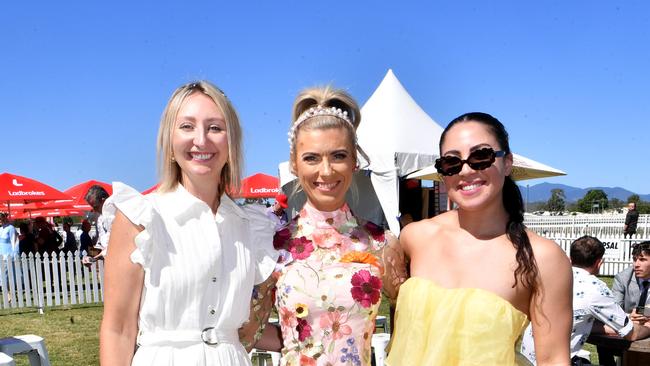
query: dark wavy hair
[{"left": 439, "top": 112, "right": 539, "bottom": 296}]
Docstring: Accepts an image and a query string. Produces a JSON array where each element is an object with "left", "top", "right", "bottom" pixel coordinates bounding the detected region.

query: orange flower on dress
[
  {"left": 340, "top": 251, "right": 383, "bottom": 274},
  {"left": 299, "top": 354, "right": 317, "bottom": 366}
]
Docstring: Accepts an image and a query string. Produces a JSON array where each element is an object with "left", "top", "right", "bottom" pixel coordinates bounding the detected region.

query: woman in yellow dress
[{"left": 386, "top": 112, "right": 572, "bottom": 365}]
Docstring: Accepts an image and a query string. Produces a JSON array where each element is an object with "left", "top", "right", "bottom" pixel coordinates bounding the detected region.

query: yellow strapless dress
[{"left": 385, "top": 277, "right": 531, "bottom": 366}]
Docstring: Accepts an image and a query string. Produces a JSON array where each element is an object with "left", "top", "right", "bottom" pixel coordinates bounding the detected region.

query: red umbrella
[
  {"left": 20, "top": 200, "right": 92, "bottom": 211},
  {"left": 64, "top": 180, "right": 113, "bottom": 205},
  {"left": 234, "top": 173, "right": 280, "bottom": 198},
  {"left": 19, "top": 179, "right": 111, "bottom": 212},
  {"left": 10, "top": 208, "right": 85, "bottom": 220},
  {"left": 0, "top": 172, "right": 73, "bottom": 216},
  {"left": 142, "top": 184, "right": 159, "bottom": 195}
]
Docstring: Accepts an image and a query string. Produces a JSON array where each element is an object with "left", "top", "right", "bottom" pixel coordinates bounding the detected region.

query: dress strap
[{"left": 137, "top": 328, "right": 239, "bottom": 347}]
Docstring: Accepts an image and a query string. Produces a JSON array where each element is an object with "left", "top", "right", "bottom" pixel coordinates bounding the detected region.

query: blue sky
[{"left": 2, "top": 1, "right": 649, "bottom": 195}]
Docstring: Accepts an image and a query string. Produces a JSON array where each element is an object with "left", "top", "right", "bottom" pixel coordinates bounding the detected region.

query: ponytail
[{"left": 503, "top": 176, "right": 539, "bottom": 295}]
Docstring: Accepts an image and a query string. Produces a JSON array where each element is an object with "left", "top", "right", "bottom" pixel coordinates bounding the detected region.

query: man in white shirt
[
  {"left": 520, "top": 236, "right": 650, "bottom": 366},
  {"left": 82, "top": 185, "right": 112, "bottom": 265}
]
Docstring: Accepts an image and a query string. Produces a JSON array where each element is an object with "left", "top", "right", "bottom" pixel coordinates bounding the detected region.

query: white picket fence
[
  {"left": 0, "top": 251, "right": 104, "bottom": 311},
  {"left": 525, "top": 213, "right": 650, "bottom": 276},
  {"left": 524, "top": 213, "right": 649, "bottom": 237}
]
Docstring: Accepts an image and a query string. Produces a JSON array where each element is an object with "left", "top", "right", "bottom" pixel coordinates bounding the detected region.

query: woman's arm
[
  {"left": 529, "top": 237, "right": 573, "bottom": 366},
  {"left": 99, "top": 211, "right": 144, "bottom": 366},
  {"left": 381, "top": 231, "right": 409, "bottom": 334},
  {"left": 238, "top": 275, "right": 280, "bottom": 352}
]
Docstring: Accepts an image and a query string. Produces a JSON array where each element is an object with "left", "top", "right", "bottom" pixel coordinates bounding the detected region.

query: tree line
[{"left": 527, "top": 188, "right": 650, "bottom": 214}]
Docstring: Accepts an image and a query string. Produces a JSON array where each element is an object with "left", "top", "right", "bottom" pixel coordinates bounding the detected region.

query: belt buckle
[{"left": 201, "top": 327, "right": 220, "bottom": 345}]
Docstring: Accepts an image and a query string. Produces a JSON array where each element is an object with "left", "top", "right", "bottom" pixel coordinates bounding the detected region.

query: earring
[{"left": 171, "top": 155, "right": 176, "bottom": 163}]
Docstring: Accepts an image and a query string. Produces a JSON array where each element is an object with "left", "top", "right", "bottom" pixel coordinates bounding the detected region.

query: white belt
[{"left": 137, "top": 327, "right": 239, "bottom": 347}]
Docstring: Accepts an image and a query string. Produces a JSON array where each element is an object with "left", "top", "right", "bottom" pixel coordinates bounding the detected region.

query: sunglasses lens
[
  {"left": 467, "top": 148, "right": 496, "bottom": 170},
  {"left": 436, "top": 156, "right": 463, "bottom": 176}
]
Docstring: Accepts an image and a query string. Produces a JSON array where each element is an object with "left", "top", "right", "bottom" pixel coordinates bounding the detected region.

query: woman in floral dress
[{"left": 268, "top": 86, "right": 408, "bottom": 366}]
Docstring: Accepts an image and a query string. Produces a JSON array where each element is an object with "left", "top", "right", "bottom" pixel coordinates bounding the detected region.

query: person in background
[
  {"left": 0, "top": 213, "right": 18, "bottom": 256},
  {"left": 624, "top": 202, "right": 639, "bottom": 238},
  {"left": 84, "top": 185, "right": 112, "bottom": 261},
  {"left": 18, "top": 222, "right": 36, "bottom": 255},
  {"left": 266, "top": 193, "right": 288, "bottom": 230},
  {"left": 253, "top": 86, "right": 407, "bottom": 365},
  {"left": 100, "top": 80, "right": 277, "bottom": 365},
  {"left": 387, "top": 112, "right": 572, "bottom": 365},
  {"left": 0, "top": 212, "right": 19, "bottom": 294},
  {"left": 79, "top": 219, "right": 93, "bottom": 258},
  {"left": 612, "top": 241, "right": 650, "bottom": 319},
  {"left": 521, "top": 235, "right": 650, "bottom": 366},
  {"left": 62, "top": 222, "right": 78, "bottom": 254},
  {"left": 33, "top": 217, "right": 62, "bottom": 254}
]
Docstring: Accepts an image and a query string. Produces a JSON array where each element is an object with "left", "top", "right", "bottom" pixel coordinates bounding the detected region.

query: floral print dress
[{"left": 273, "top": 203, "right": 406, "bottom": 366}]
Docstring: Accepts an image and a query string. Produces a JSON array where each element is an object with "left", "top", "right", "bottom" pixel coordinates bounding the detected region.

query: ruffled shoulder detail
[
  {"left": 103, "top": 182, "right": 155, "bottom": 267},
  {"left": 240, "top": 204, "right": 279, "bottom": 284}
]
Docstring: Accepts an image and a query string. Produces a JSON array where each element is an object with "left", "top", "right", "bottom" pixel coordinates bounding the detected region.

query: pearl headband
[{"left": 287, "top": 105, "right": 354, "bottom": 145}]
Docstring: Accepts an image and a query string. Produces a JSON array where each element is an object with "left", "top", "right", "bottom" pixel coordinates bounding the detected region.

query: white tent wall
[{"left": 356, "top": 69, "right": 444, "bottom": 234}]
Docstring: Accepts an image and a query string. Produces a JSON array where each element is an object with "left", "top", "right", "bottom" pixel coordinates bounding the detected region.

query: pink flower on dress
[
  {"left": 319, "top": 310, "right": 352, "bottom": 340},
  {"left": 364, "top": 221, "right": 385, "bottom": 242},
  {"left": 311, "top": 227, "right": 343, "bottom": 249},
  {"left": 280, "top": 306, "right": 298, "bottom": 328},
  {"left": 296, "top": 318, "right": 312, "bottom": 341},
  {"left": 288, "top": 236, "right": 314, "bottom": 260},
  {"left": 350, "top": 269, "right": 382, "bottom": 308},
  {"left": 273, "top": 227, "right": 292, "bottom": 249},
  {"left": 348, "top": 227, "right": 370, "bottom": 251}
]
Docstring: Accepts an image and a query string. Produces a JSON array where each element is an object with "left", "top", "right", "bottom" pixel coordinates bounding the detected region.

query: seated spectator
[
  {"left": 613, "top": 241, "right": 650, "bottom": 320},
  {"left": 521, "top": 236, "right": 650, "bottom": 366},
  {"left": 18, "top": 222, "right": 36, "bottom": 255}
]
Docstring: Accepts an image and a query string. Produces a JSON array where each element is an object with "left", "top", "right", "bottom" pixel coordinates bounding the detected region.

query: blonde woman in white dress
[{"left": 99, "top": 81, "right": 278, "bottom": 365}]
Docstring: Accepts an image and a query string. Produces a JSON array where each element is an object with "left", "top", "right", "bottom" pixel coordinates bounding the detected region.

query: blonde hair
[
  {"left": 289, "top": 86, "right": 368, "bottom": 172},
  {"left": 156, "top": 81, "right": 242, "bottom": 196}
]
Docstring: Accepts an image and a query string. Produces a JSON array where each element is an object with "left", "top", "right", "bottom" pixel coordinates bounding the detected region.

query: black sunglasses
[{"left": 435, "top": 147, "right": 506, "bottom": 176}]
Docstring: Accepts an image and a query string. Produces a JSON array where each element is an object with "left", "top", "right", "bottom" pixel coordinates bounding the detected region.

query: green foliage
[
  {"left": 609, "top": 198, "right": 624, "bottom": 210},
  {"left": 545, "top": 189, "right": 566, "bottom": 213},
  {"left": 575, "top": 189, "right": 609, "bottom": 213},
  {"left": 627, "top": 194, "right": 641, "bottom": 204},
  {"left": 525, "top": 201, "right": 546, "bottom": 212},
  {"left": 637, "top": 201, "right": 650, "bottom": 214}
]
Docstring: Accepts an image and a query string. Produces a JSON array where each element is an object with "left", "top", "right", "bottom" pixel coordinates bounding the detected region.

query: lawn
[
  {"left": 0, "top": 305, "right": 102, "bottom": 366},
  {"left": 0, "top": 276, "right": 617, "bottom": 365}
]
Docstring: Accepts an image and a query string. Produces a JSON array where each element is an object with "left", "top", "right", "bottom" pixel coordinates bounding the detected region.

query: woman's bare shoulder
[
  {"left": 400, "top": 211, "right": 456, "bottom": 255},
  {"left": 527, "top": 229, "right": 571, "bottom": 268}
]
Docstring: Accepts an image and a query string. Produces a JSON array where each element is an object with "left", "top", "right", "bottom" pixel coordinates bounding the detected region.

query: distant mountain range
[{"left": 518, "top": 182, "right": 650, "bottom": 203}]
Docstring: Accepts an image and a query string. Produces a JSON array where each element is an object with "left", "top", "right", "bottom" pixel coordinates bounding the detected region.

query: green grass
[
  {"left": 0, "top": 276, "right": 618, "bottom": 365},
  {"left": 0, "top": 305, "right": 102, "bottom": 366}
]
